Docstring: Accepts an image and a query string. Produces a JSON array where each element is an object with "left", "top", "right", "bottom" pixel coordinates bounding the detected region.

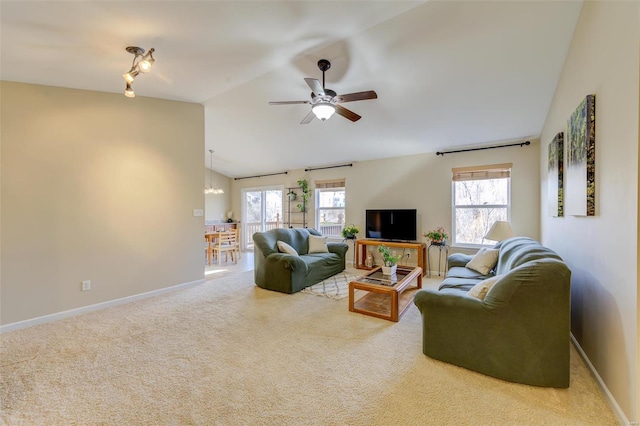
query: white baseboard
[
  {"left": 0, "top": 278, "right": 206, "bottom": 333},
  {"left": 571, "top": 334, "right": 634, "bottom": 425}
]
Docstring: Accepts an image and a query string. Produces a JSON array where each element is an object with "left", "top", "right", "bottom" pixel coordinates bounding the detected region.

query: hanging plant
[{"left": 296, "top": 179, "right": 311, "bottom": 211}]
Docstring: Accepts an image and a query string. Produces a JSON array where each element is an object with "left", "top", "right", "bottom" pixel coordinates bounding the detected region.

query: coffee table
[{"left": 348, "top": 266, "right": 422, "bottom": 322}]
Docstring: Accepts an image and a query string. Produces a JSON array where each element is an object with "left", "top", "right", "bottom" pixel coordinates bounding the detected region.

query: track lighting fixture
[{"left": 122, "top": 46, "right": 155, "bottom": 97}]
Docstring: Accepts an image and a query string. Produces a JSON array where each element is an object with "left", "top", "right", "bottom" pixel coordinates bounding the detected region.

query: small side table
[
  {"left": 343, "top": 237, "right": 357, "bottom": 267},
  {"left": 427, "top": 243, "right": 449, "bottom": 277}
]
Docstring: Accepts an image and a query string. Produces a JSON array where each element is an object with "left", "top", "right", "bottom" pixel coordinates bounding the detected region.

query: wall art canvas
[
  {"left": 566, "top": 94, "right": 595, "bottom": 216},
  {"left": 547, "top": 132, "right": 564, "bottom": 217}
]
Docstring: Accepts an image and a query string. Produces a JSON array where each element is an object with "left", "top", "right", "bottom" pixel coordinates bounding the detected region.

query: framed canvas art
[
  {"left": 566, "top": 94, "right": 596, "bottom": 216},
  {"left": 548, "top": 132, "right": 564, "bottom": 217}
]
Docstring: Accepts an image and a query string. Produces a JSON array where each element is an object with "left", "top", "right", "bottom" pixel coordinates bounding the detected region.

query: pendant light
[{"left": 204, "top": 149, "right": 224, "bottom": 195}]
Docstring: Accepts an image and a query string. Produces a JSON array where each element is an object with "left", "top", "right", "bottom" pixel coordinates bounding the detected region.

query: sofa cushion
[
  {"left": 446, "top": 266, "right": 492, "bottom": 280},
  {"left": 308, "top": 235, "right": 329, "bottom": 253},
  {"left": 466, "top": 248, "right": 499, "bottom": 275},
  {"left": 277, "top": 240, "right": 299, "bottom": 256},
  {"left": 439, "top": 277, "right": 483, "bottom": 292},
  {"left": 467, "top": 275, "right": 502, "bottom": 300}
]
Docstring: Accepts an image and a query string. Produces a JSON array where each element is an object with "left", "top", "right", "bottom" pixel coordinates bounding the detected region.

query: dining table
[{"left": 204, "top": 232, "right": 225, "bottom": 265}]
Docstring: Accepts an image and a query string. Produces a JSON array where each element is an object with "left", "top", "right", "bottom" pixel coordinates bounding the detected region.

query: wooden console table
[{"left": 355, "top": 239, "right": 427, "bottom": 277}]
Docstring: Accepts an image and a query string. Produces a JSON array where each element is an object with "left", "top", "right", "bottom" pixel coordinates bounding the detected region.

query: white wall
[
  {"left": 204, "top": 168, "right": 231, "bottom": 222},
  {"left": 1, "top": 82, "right": 205, "bottom": 326},
  {"left": 231, "top": 138, "right": 540, "bottom": 269},
  {"left": 538, "top": 2, "right": 639, "bottom": 423}
]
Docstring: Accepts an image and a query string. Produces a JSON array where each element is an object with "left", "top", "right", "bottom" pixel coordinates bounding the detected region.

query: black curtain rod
[
  {"left": 234, "top": 171, "right": 288, "bottom": 181},
  {"left": 305, "top": 163, "right": 353, "bottom": 172},
  {"left": 436, "top": 141, "right": 530, "bottom": 156}
]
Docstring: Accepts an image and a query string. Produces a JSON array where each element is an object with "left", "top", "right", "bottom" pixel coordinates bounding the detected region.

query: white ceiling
[{"left": 1, "top": 1, "right": 582, "bottom": 178}]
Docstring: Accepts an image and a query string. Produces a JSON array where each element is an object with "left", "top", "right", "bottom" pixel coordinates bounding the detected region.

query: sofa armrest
[
  {"left": 447, "top": 253, "right": 473, "bottom": 268},
  {"left": 265, "top": 253, "right": 309, "bottom": 272},
  {"left": 327, "top": 242, "right": 348, "bottom": 257}
]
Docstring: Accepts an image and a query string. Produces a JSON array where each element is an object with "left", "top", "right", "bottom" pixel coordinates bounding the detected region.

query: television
[{"left": 365, "top": 209, "right": 417, "bottom": 241}]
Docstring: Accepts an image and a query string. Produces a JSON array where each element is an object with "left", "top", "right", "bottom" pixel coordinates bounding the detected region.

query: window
[
  {"left": 315, "top": 179, "right": 346, "bottom": 238},
  {"left": 452, "top": 164, "right": 511, "bottom": 246}
]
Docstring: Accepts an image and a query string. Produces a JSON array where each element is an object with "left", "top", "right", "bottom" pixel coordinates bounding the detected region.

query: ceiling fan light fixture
[{"left": 312, "top": 102, "right": 335, "bottom": 121}]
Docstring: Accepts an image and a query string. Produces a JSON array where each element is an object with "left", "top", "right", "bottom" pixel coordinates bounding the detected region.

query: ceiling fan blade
[
  {"left": 269, "top": 100, "right": 310, "bottom": 105},
  {"left": 335, "top": 90, "right": 378, "bottom": 103},
  {"left": 300, "top": 110, "right": 315, "bottom": 124},
  {"left": 304, "top": 78, "right": 325, "bottom": 97},
  {"left": 335, "top": 104, "right": 361, "bottom": 122}
]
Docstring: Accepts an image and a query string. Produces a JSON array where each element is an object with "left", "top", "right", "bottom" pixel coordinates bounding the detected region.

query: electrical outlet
[{"left": 81, "top": 280, "right": 91, "bottom": 291}]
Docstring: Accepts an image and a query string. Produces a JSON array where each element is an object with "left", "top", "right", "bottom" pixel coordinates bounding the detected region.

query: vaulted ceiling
[{"left": 1, "top": 1, "right": 582, "bottom": 177}]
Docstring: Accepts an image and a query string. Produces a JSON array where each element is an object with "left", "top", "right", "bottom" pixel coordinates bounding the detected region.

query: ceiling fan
[{"left": 269, "top": 59, "right": 377, "bottom": 124}]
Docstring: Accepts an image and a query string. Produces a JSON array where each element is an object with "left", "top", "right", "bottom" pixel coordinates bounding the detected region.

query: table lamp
[{"left": 484, "top": 221, "right": 514, "bottom": 242}]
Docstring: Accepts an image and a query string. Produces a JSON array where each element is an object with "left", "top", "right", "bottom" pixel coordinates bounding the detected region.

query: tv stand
[{"left": 355, "top": 239, "right": 427, "bottom": 277}]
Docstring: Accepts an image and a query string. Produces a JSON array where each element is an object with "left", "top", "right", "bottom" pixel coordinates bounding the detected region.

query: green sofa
[
  {"left": 253, "top": 228, "right": 348, "bottom": 294},
  {"left": 413, "top": 237, "right": 571, "bottom": 388}
]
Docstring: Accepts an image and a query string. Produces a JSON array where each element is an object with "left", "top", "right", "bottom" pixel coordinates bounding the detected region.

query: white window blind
[
  {"left": 452, "top": 163, "right": 512, "bottom": 181},
  {"left": 315, "top": 178, "right": 346, "bottom": 189}
]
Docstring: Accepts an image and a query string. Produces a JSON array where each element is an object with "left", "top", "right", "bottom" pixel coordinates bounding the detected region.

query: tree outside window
[{"left": 452, "top": 165, "right": 511, "bottom": 246}]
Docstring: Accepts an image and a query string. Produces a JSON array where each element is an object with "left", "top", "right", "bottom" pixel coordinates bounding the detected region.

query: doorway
[{"left": 241, "top": 186, "right": 283, "bottom": 250}]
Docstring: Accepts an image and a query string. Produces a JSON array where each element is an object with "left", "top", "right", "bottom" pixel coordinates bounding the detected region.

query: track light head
[{"left": 124, "top": 83, "right": 135, "bottom": 98}]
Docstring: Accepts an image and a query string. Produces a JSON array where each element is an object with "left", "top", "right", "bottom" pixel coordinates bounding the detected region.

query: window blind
[
  {"left": 314, "top": 178, "right": 345, "bottom": 189},
  {"left": 451, "top": 163, "right": 512, "bottom": 182}
]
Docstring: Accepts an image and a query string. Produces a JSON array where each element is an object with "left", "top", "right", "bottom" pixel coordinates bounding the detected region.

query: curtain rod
[
  {"left": 436, "top": 141, "right": 530, "bottom": 156},
  {"left": 305, "top": 163, "right": 353, "bottom": 172},
  {"left": 234, "top": 171, "right": 288, "bottom": 181}
]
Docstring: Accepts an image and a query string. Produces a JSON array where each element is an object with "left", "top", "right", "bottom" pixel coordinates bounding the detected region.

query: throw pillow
[
  {"left": 308, "top": 235, "right": 329, "bottom": 253},
  {"left": 466, "top": 248, "right": 499, "bottom": 275},
  {"left": 467, "top": 275, "right": 502, "bottom": 300},
  {"left": 277, "top": 240, "right": 299, "bottom": 256}
]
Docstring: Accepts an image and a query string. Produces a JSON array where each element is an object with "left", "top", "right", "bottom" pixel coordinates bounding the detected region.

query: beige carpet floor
[{"left": 1, "top": 270, "right": 617, "bottom": 425}]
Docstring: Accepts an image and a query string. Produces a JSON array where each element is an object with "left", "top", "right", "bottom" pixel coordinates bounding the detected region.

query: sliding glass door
[{"left": 241, "top": 186, "right": 283, "bottom": 250}]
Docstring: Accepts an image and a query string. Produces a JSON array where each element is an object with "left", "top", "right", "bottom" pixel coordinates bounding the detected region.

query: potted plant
[
  {"left": 296, "top": 178, "right": 310, "bottom": 212},
  {"left": 287, "top": 190, "right": 297, "bottom": 201},
  {"left": 378, "top": 244, "right": 402, "bottom": 275},
  {"left": 342, "top": 224, "right": 360, "bottom": 239},
  {"left": 424, "top": 226, "right": 449, "bottom": 246}
]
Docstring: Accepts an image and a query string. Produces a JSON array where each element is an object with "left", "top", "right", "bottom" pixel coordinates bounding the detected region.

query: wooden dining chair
[
  {"left": 233, "top": 227, "right": 241, "bottom": 260},
  {"left": 212, "top": 230, "right": 237, "bottom": 265}
]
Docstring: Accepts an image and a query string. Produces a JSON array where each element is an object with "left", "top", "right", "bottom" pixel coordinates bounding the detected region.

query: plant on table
[
  {"left": 378, "top": 244, "right": 402, "bottom": 266},
  {"left": 423, "top": 226, "right": 449, "bottom": 244},
  {"left": 341, "top": 224, "right": 360, "bottom": 239}
]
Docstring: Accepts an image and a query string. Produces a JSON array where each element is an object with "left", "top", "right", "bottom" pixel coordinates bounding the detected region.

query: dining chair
[{"left": 212, "top": 230, "right": 237, "bottom": 265}]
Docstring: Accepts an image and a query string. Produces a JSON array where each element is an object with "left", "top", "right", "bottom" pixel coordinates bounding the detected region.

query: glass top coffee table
[{"left": 348, "top": 266, "right": 422, "bottom": 322}]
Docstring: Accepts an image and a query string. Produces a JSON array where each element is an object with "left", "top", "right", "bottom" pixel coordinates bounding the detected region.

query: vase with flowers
[{"left": 424, "top": 226, "right": 449, "bottom": 246}]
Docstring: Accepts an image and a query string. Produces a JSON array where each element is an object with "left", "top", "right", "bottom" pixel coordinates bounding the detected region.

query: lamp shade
[
  {"left": 312, "top": 103, "right": 335, "bottom": 121},
  {"left": 484, "top": 221, "right": 514, "bottom": 242}
]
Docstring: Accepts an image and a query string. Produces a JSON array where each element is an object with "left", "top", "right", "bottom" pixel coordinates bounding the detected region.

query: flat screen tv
[{"left": 365, "top": 209, "right": 417, "bottom": 241}]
